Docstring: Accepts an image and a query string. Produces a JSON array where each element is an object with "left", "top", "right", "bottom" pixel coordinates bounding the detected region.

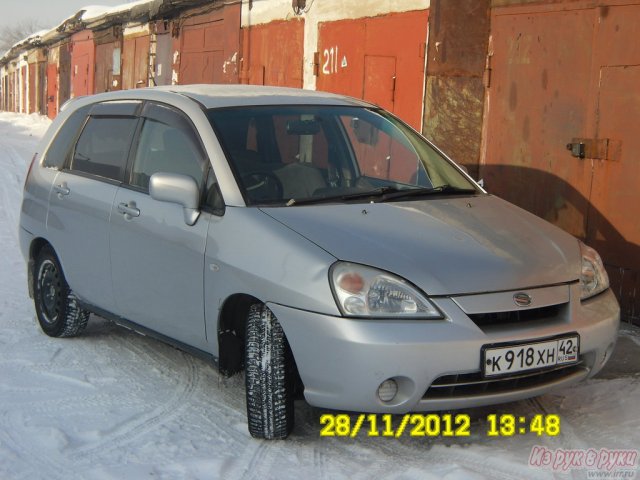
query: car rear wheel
[
  {"left": 33, "top": 246, "right": 89, "bottom": 337},
  {"left": 244, "top": 303, "right": 294, "bottom": 439}
]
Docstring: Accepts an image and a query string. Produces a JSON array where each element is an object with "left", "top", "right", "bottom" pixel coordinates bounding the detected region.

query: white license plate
[{"left": 483, "top": 335, "right": 579, "bottom": 377}]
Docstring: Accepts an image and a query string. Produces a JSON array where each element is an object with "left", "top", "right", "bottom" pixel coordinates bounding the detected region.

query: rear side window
[
  {"left": 43, "top": 105, "right": 91, "bottom": 168},
  {"left": 72, "top": 116, "right": 138, "bottom": 181}
]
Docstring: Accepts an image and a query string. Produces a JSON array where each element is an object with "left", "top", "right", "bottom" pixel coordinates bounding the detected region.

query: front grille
[
  {"left": 424, "top": 362, "right": 587, "bottom": 399},
  {"left": 468, "top": 304, "right": 564, "bottom": 328}
]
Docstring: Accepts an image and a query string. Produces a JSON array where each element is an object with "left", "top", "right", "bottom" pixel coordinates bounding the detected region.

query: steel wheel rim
[{"left": 37, "top": 259, "right": 59, "bottom": 324}]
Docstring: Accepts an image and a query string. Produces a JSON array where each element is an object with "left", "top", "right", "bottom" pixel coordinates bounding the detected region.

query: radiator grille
[
  {"left": 468, "top": 304, "right": 564, "bottom": 328},
  {"left": 425, "top": 362, "right": 586, "bottom": 399}
]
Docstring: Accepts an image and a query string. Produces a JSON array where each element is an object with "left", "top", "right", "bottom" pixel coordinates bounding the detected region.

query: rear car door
[
  {"left": 46, "top": 101, "right": 139, "bottom": 310},
  {"left": 109, "top": 101, "right": 212, "bottom": 350}
]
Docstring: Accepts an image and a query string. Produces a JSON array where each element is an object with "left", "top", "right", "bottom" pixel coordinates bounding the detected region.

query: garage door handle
[
  {"left": 54, "top": 183, "right": 70, "bottom": 198},
  {"left": 117, "top": 202, "right": 140, "bottom": 219}
]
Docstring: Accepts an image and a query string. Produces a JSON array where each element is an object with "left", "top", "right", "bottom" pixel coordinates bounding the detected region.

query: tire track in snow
[
  {"left": 70, "top": 339, "right": 201, "bottom": 465},
  {"left": 0, "top": 410, "right": 73, "bottom": 480}
]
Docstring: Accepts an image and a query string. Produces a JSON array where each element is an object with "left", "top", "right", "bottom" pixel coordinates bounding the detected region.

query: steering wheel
[{"left": 241, "top": 171, "right": 283, "bottom": 201}]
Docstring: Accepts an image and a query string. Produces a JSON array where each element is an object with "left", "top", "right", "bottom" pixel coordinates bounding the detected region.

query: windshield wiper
[
  {"left": 377, "top": 185, "right": 477, "bottom": 201},
  {"left": 284, "top": 185, "right": 476, "bottom": 206},
  {"left": 286, "top": 186, "right": 404, "bottom": 206}
]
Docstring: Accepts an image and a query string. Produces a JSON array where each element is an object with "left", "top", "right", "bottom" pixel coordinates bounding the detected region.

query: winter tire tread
[{"left": 244, "top": 303, "right": 294, "bottom": 439}]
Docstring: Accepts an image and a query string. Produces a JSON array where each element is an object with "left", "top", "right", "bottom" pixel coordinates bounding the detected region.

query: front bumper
[{"left": 270, "top": 285, "right": 619, "bottom": 413}]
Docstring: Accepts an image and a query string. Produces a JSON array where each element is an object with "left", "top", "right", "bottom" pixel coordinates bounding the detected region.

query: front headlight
[
  {"left": 330, "top": 262, "right": 443, "bottom": 319},
  {"left": 580, "top": 241, "right": 609, "bottom": 300}
]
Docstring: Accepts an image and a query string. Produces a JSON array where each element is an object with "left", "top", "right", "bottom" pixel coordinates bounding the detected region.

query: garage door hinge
[
  {"left": 484, "top": 54, "right": 492, "bottom": 88},
  {"left": 566, "top": 138, "right": 621, "bottom": 161},
  {"left": 313, "top": 52, "right": 319, "bottom": 76}
]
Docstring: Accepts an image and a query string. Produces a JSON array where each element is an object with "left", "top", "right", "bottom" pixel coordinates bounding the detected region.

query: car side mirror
[{"left": 149, "top": 172, "right": 201, "bottom": 226}]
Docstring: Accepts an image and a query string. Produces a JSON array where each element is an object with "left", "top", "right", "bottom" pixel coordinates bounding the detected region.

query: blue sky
[{"left": 2, "top": 1, "right": 134, "bottom": 31}]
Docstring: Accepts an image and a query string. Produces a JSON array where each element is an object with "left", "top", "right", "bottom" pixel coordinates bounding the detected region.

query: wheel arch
[
  {"left": 216, "top": 293, "right": 302, "bottom": 394},
  {"left": 217, "top": 293, "right": 260, "bottom": 376}
]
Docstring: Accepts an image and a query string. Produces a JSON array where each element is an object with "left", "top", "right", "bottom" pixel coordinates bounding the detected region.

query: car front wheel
[
  {"left": 33, "top": 246, "right": 89, "bottom": 338},
  {"left": 244, "top": 303, "right": 294, "bottom": 439}
]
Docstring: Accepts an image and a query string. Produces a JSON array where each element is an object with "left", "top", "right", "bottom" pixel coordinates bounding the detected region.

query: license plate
[{"left": 482, "top": 334, "right": 579, "bottom": 377}]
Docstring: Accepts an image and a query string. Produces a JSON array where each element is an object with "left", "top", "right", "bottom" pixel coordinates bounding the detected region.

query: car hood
[{"left": 260, "top": 195, "right": 581, "bottom": 296}]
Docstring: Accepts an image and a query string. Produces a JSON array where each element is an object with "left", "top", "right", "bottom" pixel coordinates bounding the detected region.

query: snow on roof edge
[{"left": 1, "top": 0, "right": 157, "bottom": 65}]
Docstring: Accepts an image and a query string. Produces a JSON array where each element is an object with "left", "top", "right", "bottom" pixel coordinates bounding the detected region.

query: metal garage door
[
  {"left": 316, "top": 10, "right": 428, "bottom": 131},
  {"left": 482, "top": 0, "right": 640, "bottom": 321}
]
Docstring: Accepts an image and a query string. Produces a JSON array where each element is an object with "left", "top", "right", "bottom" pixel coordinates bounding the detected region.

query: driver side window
[{"left": 130, "top": 104, "right": 207, "bottom": 192}]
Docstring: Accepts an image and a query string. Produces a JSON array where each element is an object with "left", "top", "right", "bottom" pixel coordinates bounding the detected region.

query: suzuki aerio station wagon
[{"left": 19, "top": 85, "right": 620, "bottom": 439}]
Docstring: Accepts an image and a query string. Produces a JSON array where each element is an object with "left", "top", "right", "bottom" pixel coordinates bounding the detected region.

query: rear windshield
[{"left": 207, "top": 105, "right": 477, "bottom": 206}]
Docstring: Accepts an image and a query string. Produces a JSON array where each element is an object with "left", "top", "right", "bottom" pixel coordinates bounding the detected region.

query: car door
[
  {"left": 109, "top": 101, "right": 211, "bottom": 350},
  {"left": 46, "top": 101, "right": 140, "bottom": 311}
]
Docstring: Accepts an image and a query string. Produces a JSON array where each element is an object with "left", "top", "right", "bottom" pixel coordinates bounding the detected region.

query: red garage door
[
  {"left": 243, "top": 19, "right": 304, "bottom": 88},
  {"left": 317, "top": 10, "right": 428, "bottom": 131},
  {"left": 482, "top": 0, "right": 640, "bottom": 321},
  {"left": 178, "top": 4, "right": 241, "bottom": 85}
]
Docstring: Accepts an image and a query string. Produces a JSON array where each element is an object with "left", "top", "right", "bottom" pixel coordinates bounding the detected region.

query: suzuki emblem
[{"left": 513, "top": 292, "right": 532, "bottom": 307}]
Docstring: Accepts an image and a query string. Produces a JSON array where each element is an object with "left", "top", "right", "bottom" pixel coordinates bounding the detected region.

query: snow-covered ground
[{"left": 0, "top": 111, "right": 638, "bottom": 480}]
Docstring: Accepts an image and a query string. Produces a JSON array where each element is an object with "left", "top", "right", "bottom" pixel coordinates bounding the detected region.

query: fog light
[{"left": 377, "top": 379, "right": 398, "bottom": 402}]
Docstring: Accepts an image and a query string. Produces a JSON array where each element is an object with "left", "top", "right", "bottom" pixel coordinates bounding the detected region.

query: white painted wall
[
  {"left": 17, "top": 55, "right": 29, "bottom": 113},
  {"left": 241, "top": 0, "right": 429, "bottom": 89},
  {"left": 0, "top": 67, "right": 6, "bottom": 110},
  {"left": 123, "top": 23, "right": 150, "bottom": 37}
]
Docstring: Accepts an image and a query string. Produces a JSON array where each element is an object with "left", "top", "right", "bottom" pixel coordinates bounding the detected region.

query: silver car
[{"left": 19, "top": 85, "right": 620, "bottom": 439}]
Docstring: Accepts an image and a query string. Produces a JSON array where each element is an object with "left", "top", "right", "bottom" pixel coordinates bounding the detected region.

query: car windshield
[{"left": 207, "top": 105, "right": 479, "bottom": 206}]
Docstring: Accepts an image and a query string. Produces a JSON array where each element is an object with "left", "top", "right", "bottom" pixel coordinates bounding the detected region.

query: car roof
[
  {"left": 153, "top": 84, "right": 375, "bottom": 109},
  {"left": 59, "top": 85, "right": 378, "bottom": 117}
]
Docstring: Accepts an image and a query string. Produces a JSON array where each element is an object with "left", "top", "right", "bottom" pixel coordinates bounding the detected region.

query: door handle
[
  {"left": 53, "top": 183, "right": 70, "bottom": 199},
  {"left": 117, "top": 202, "right": 140, "bottom": 220}
]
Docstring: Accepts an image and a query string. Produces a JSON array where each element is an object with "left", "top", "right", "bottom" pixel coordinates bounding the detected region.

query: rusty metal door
[
  {"left": 482, "top": 1, "right": 640, "bottom": 321},
  {"left": 483, "top": 7, "right": 595, "bottom": 238},
  {"left": 95, "top": 42, "right": 112, "bottom": 93},
  {"left": 316, "top": 20, "right": 365, "bottom": 98},
  {"left": 180, "top": 51, "right": 224, "bottom": 85},
  {"left": 180, "top": 22, "right": 224, "bottom": 84},
  {"left": 46, "top": 63, "right": 57, "bottom": 118},
  {"left": 316, "top": 10, "right": 428, "bottom": 131},
  {"left": 95, "top": 42, "right": 119, "bottom": 93},
  {"left": 133, "top": 36, "right": 149, "bottom": 88},
  {"left": 58, "top": 44, "right": 71, "bottom": 106},
  {"left": 364, "top": 56, "right": 396, "bottom": 112},
  {"left": 20, "top": 66, "right": 27, "bottom": 113},
  {"left": 28, "top": 63, "right": 36, "bottom": 114},
  {"left": 38, "top": 61, "right": 46, "bottom": 115},
  {"left": 72, "top": 54, "right": 90, "bottom": 97},
  {"left": 123, "top": 35, "right": 149, "bottom": 89},
  {"left": 244, "top": 19, "right": 304, "bottom": 87},
  {"left": 71, "top": 31, "right": 95, "bottom": 98}
]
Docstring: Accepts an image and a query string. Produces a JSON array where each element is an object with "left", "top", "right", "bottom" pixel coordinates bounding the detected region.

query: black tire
[
  {"left": 33, "top": 246, "right": 89, "bottom": 338},
  {"left": 244, "top": 303, "right": 294, "bottom": 439}
]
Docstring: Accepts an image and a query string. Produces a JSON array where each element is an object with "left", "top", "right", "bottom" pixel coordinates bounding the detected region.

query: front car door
[{"left": 109, "top": 101, "right": 211, "bottom": 350}]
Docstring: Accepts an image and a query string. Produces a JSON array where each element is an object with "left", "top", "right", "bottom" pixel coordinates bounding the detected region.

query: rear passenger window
[
  {"left": 43, "top": 105, "right": 91, "bottom": 169},
  {"left": 72, "top": 117, "right": 137, "bottom": 181}
]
